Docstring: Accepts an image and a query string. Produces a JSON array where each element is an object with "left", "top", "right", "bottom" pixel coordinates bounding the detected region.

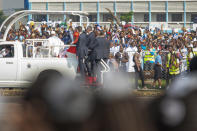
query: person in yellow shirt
[
  {"left": 169, "top": 53, "right": 180, "bottom": 82},
  {"left": 166, "top": 46, "right": 173, "bottom": 85}
]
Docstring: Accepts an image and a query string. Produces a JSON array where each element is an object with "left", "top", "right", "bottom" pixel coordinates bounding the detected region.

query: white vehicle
[
  {"left": 0, "top": 10, "right": 90, "bottom": 87},
  {"left": 0, "top": 10, "right": 109, "bottom": 87},
  {"left": 0, "top": 40, "right": 78, "bottom": 87}
]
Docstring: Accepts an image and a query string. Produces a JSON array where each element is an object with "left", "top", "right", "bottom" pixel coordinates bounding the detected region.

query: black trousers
[
  {"left": 134, "top": 65, "right": 145, "bottom": 88},
  {"left": 85, "top": 57, "right": 91, "bottom": 76},
  {"left": 166, "top": 68, "right": 170, "bottom": 86},
  {"left": 78, "top": 58, "right": 87, "bottom": 80}
]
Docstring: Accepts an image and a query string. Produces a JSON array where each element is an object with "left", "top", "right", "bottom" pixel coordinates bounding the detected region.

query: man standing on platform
[
  {"left": 86, "top": 26, "right": 96, "bottom": 77},
  {"left": 91, "top": 28, "right": 110, "bottom": 83},
  {"left": 76, "top": 26, "right": 88, "bottom": 80}
]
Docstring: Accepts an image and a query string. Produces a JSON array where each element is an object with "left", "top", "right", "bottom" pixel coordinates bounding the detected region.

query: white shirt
[
  {"left": 47, "top": 36, "right": 64, "bottom": 57},
  {"left": 181, "top": 48, "right": 187, "bottom": 59},
  {"left": 125, "top": 46, "right": 137, "bottom": 72},
  {"left": 110, "top": 46, "right": 120, "bottom": 56}
]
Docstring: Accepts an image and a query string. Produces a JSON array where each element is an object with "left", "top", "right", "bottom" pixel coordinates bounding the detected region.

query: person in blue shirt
[
  {"left": 152, "top": 50, "right": 162, "bottom": 89},
  {"left": 141, "top": 42, "right": 146, "bottom": 50}
]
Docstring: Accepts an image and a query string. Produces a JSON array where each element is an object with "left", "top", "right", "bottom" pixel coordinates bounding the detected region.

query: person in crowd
[
  {"left": 86, "top": 26, "right": 96, "bottom": 77},
  {"left": 144, "top": 45, "right": 155, "bottom": 71},
  {"left": 107, "top": 53, "right": 119, "bottom": 72},
  {"left": 125, "top": 41, "right": 137, "bottom": 85},
  {"left": 115, "top": 46, "right": 129, "bottom": 72},
  {"left": 76, "top": 26, "right": 88, "bottom": 81},
  {"left": 67, "top": 27, "right": 79, "bottom": 54},
  {"left": 187, "top": 45, "right": 195, "bottom": 72},
  {"left": 152, "top": 50, "right": 163, "bottom": 89},
  {"left": 134, "top": 46, "right": 146, "bottom": 89},
  {"left": 90, "top": 28, "right": 110, "bottom": 83},
  {"left": 169, "top": 53, "right": 180, "bottom": 82},
  {"left": 166, "top": 46, "right": 174, "bottom": 86}
]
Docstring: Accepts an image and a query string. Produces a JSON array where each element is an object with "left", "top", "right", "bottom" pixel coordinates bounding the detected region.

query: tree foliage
[
  {"left": 120, "top": 11, "right": 133, "bottom": 23},
  {"left": 0, "top": 10, "right": 7, "bottom": 26}
]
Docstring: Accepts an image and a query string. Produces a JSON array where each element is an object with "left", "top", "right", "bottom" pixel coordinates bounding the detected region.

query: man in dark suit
[
  {"left": 86, "top": 26, "right": 96, "bottom": 76},
  {"left": 91, "top": 29, "right": 110, "bottom": 83},
  {"left": 76, "top": 26, "right": 88, "bottom": 80}
]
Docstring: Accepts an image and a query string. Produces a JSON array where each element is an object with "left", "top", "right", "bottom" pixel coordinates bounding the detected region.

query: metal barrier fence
[{"left": 121, "top": 50, "right": 188, "bottom": 81}]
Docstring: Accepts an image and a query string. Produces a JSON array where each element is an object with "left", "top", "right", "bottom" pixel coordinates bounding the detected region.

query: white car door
[{"left": 0, "top": 44, "right": 17, "bottom": 81}]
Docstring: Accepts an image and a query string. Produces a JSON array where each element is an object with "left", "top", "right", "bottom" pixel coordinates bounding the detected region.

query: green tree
[
  {"left": 120, "top": 11, "right": 133, "bottom": 23},
  {"left": 0, "top": 10, "right": 7, "bottom": 26}
]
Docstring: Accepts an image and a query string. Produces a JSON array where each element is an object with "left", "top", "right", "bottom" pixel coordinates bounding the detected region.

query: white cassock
[{"left": 47, "top": 36, "right": 64, "bottom": 57}]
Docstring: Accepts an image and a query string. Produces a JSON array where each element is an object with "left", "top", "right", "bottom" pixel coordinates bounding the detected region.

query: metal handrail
[{"left": 100, "top": 59, "right": 110, "bottom": 84}]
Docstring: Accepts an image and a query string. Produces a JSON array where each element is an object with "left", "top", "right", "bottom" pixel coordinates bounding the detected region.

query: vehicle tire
[{"left": 37, "top": 70, "right": 62, "bottom": 82}]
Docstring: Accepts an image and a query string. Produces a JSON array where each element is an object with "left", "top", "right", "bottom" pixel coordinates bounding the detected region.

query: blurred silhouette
[
  {"left": 148, "top": 73, "right": 197, "bottom": 131},
  {"left": 2, "top": 72, "right": 156, "bottom": 131},
  {"left": 190, "top": 56, "right": 197, "bottom": 72}
]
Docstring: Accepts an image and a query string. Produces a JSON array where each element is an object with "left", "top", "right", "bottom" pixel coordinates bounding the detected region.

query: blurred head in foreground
[
  {"left": 4, "top": 72, "right": 155, "bottom": 131},
  {"left": 149, "top": 72, "right": 197, "bottom": 131}
]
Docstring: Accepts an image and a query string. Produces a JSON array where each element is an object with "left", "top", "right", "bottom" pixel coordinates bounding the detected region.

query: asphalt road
[{"left": 0, "top": 97, "right": 22, "bottom": 120}]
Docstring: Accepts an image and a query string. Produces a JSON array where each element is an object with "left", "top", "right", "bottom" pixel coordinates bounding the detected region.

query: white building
[{"left": 25, "top": 0, "right": 197, "bottom": 29}]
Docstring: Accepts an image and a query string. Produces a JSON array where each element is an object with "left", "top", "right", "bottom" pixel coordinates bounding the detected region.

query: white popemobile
[
  {"left": 0, "top": 10, "right": 87, "bottom": 87},
  {"left": 0, "top": 10, "right": 109, "bottom": 87},
  {"left": 0, "top": 40, "right": 78, "bottom": 87}
]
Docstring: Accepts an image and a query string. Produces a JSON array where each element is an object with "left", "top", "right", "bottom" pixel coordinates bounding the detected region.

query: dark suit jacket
[
  {"left": 76, "top": 32, "right": 88, "bottom": 58},
  {"left": 91, "top": 36, "right": 110, "bottom": 60},
  {"left": 87, "top": 32, "right": 96, "bottom": 50}
]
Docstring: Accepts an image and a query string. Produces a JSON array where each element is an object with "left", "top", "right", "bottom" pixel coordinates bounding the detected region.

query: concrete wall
[
  {"left": 134, "top": 13, "right": 145, "bottom": 22},
  {"left": 0, "top": 0, "right": 3, "bottom": 10},
  {"left": 2, "top": 0, "right": 24, "bottom": 10}
]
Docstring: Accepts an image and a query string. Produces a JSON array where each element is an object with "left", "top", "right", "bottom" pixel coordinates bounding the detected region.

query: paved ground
[{"left": 0, "top": 97, "right": 22, "bottom": 120}]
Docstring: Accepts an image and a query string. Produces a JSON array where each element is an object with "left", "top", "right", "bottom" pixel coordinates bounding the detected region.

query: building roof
[{"left": 29, "top": 0, "right": 197, "bottom": 2}]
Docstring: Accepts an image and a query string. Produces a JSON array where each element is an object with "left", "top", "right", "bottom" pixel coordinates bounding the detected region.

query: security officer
[
  {"left": 86, "top": 26, "right": 96, "bottom": 76},
  {"left": 76, "top": 26, "right": 88, "bottom": 80},
  {"left": 169, "top": 53, "right": 180, "bottom": 82},
  {"left": 186, "top": 45, "right": 194, "bottom": 72},
  {"left": 144, "top": 46, "right": 155, "bottom": 71},
  {"left": 166, "top": 46, "right": 173, "bottom": 86},
  {"left": 91, "top": 28, "right": 110, "bottom": 83}
]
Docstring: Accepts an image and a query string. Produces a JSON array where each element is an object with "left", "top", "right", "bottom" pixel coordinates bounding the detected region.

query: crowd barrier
[{"left": 125, "top": 50, "right": 188, "bottom": 81}]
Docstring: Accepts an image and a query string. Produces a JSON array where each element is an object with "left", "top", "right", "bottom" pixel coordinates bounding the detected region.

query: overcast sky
[{"left": 1, "top": 0, "right": 24, "bottom": 10}]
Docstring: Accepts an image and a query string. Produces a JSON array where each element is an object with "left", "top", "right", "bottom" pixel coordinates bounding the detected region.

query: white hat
[
  {"left": 193, "top": 38, "right": 197, "bottom": 42},
  {"left": 51, "top": 31, "right": 56, "bottom": 35}
]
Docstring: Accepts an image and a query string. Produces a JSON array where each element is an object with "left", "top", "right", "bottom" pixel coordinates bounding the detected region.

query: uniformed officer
[
  {"left": 91, "top": 28, "right": 110, "bottom": 83},
  {"left": 169, "top": 53, "right": 180, "bottom": 82},
  {"left": 76, "top": 26, "right": 88, "bottom": 80},
  {"left": 144, "top": 46, "right": 155, "bottom": 71},
  {"left": 187, "top": 45, "right": 195, "bottom": 72},
  {"left": 166, "top": 46, "right": 173, "bottom": 86}
]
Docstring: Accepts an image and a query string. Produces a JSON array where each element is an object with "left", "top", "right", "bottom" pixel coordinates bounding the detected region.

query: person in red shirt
[{"left": 67, "top": 27, "right": 79, "bottom": 54}]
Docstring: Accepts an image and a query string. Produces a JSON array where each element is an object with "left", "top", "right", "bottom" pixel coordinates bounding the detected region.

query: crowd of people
[{"left": 4, "top": 19, "right": 197, "bottom": 89}]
